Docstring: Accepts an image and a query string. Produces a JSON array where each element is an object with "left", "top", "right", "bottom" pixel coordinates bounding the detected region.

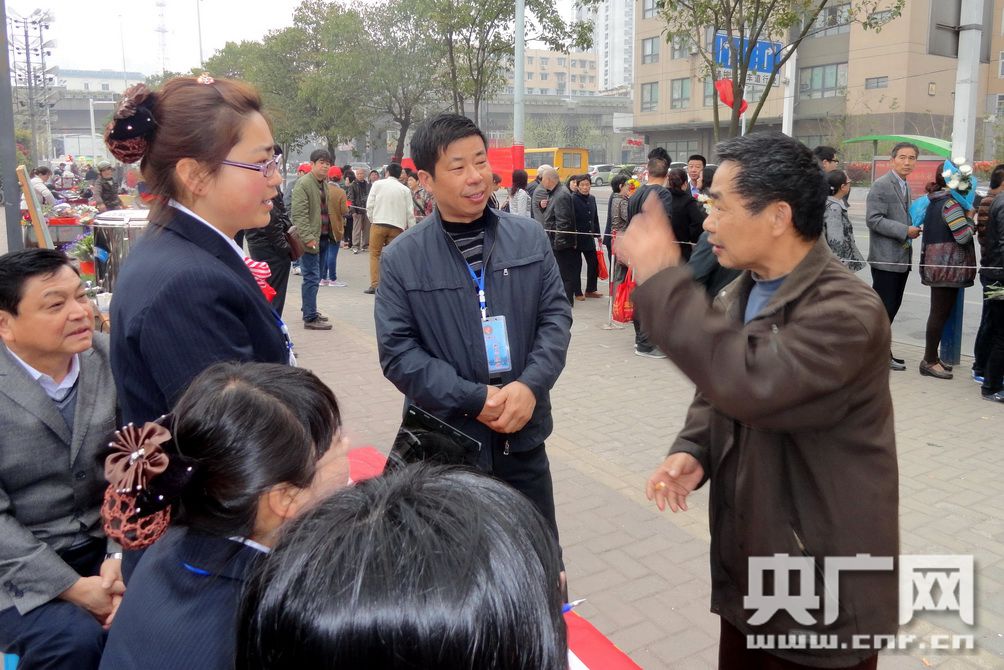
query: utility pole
[
  {"left": 21, "top": 18, "right": 37, "bottom": 167},
  {"left": 1, "top": 0, "right": 25, "bottom": 252},
  {"left": 513, "top": 0, "right": 526, "bottom": 170},
  {"left": 941, "top": 0, "right": 984, "bottom": 366}
]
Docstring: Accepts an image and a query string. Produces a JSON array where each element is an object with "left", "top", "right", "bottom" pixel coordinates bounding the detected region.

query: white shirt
[
  {"left": 366, "top": 177, "right": 417, "bottom": 231},
  {"left": 6, "top": 348, "right": 80, "bottom": 402},
  {"left": 168, "top": 200, "right": 246, "bottom": 259}
]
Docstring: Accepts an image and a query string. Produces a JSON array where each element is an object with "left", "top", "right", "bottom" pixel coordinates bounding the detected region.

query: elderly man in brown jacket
[{"left": 618, "top": 132, "right": 899, "bottom": 670}]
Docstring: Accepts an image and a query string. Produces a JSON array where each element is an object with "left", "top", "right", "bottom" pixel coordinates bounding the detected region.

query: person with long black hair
[
  {"left": 238, "top": 464, "right": 567, "bottom": 670},
  {"left": 99, "top": 362, "right": 349, "bottom": 670}
]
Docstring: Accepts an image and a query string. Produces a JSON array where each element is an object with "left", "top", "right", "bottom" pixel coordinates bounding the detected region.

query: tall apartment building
[
  {"left": 633, "top": 0, "right": 1000, "bottom": 160},
  {"left": 502, "top": 48, "right": 599, "bottom": 97},
  {"left": 577, "top": 0, "right": 635, "bottom": 92}
]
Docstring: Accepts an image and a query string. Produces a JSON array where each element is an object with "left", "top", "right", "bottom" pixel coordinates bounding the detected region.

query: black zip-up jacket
[
  {"left": 571, "top": 192, "right": 600, "bottom": 252},
  {"left": 375, "top": 207, "right": 572, "bottom": 453},
  {"left": 984, "top": 194, "right": 1004, "bottom": 283},
  {"left": 245, "top": 191, "right": 291, "bottom": 254}
]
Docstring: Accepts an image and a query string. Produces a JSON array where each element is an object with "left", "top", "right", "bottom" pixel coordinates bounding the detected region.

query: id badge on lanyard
[{"left": 465, "top": 263, "right": 512, "bottom": 374}]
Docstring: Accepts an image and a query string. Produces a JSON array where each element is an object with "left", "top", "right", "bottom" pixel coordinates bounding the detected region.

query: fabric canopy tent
[{"left": 842, "top": 134, "right": 953, "bottom": 157}]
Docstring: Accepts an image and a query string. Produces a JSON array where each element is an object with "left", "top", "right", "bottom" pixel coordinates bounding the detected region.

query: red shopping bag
[
  {"left": 612, "top": 268, "right": 635, "bottom": 323},
  {"left": 596, "top": 240, "right": 609, "bottom": 281}
]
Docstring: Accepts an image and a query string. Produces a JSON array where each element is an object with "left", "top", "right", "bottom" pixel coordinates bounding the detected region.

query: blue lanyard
[
  {"left": 463, "top": 264, "right": 488, "bottom": 321},
  {"left": 272, "top": 309, "right": 297, "bottom": 365}
]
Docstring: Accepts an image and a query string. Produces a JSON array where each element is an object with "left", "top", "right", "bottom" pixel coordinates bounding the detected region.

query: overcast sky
[{"left": 9, "top": 0, "right": 576, "bottom": 79}]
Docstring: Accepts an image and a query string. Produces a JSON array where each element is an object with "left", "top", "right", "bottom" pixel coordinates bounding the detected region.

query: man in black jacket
[
  {"left": 246, "top": 188, "right": 293, "bottom": 317},
  {"left": 375, "top": 114, "right": 572, "bottom": 547},
  {"left": 539, "top": 167, "right": 578, "bottom": 305},
  {"left": 982, "top": 191, "right": 1004, "bottom": 402}
]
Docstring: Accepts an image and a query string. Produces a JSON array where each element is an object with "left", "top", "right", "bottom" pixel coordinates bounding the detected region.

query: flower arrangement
[
  {"left": 64, "top": 232, "right": 95, "bottom": 261},
  {"left": 942, "top": 156, "right": 975, "bottom": 193},
  {"left": 696, "top": 193, "right": 713, "bottom": 215}
]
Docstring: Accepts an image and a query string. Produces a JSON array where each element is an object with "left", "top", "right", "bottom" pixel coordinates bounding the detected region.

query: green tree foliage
[
  {"left": 362, "top": 0, "right": 449, "bottom": 160},
  {"left": 426, "top": 0, "right": 593, "bottom": 126},
  {"left": 583, "top": 0, "right": 905, "bottom": 140}
]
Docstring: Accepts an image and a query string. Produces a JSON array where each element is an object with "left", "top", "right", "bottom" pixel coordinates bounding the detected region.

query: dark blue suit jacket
[
  {"left": 99, "top": 527, "right": 262, "bottom": 670},
  {"left": 110, "top": 207, "right": 289, "bottom": 424}
]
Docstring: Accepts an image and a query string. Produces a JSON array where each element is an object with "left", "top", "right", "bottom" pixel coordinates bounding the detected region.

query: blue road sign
[{"left": 714, "top": 33, "right": 783, "bottom": 74}]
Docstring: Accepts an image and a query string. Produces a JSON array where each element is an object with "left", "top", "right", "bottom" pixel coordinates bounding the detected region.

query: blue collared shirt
[{"left": 6, "top": 348, "right": 80, "bottom": 402}]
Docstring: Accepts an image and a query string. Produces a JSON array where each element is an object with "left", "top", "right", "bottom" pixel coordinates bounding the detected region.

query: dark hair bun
[{"left": 104, "top": 83, "right": 158, "bottom": 164}]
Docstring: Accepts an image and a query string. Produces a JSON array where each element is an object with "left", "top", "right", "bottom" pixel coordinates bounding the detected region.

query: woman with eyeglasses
[{"left": 106, "top": 75, "right": 294, "bottom": 428}]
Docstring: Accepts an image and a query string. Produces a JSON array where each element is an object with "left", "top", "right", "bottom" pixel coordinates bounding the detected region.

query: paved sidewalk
[{"left": 286, "top": 245, "right": 1003, "bottom": 669}]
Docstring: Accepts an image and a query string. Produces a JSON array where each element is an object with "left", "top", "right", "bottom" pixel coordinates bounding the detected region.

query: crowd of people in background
[{"left": 3, "top": 69, "right": 1002, "bottom": 670}]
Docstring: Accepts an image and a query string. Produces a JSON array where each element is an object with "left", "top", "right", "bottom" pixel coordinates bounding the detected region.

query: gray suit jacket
[
  {"left": 866, "top": 171, "right": 913, "bottom": 273},
  {"left": 0, "top": 334, "right": 117, "bottom": 614}
]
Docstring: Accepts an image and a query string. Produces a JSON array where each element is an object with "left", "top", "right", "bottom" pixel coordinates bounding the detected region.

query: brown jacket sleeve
[
  {"left": 327, "top": 184, "right": 348, "bottom": 241},
  {"left": 631, "top": 265, "right": 889, "bottom": 432}
]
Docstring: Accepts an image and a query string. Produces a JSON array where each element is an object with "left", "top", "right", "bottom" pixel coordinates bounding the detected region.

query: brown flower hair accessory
[
  {"left": 101, "top": 420, "right": 173, "bottom": 549},
  {"left": 105, "top": 421, "right": 171, "bottom": 493},
  {"left": 104, "top": 83, "right": 158, "bottom": 164}
]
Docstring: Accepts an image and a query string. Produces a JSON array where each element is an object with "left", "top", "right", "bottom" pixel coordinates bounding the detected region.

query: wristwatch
[{"left": 105, "top": 552, "right": 123, "bottom": 561}]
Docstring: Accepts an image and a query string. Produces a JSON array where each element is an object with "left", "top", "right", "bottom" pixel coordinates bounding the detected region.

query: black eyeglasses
[{"left": 221, "top": 155, "right": 281, "bottom": 178}]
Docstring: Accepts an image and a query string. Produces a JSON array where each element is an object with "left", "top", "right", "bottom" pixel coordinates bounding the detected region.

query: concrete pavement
[{"left": 287, "top": 236, "right": 1003, "bottom": 669}]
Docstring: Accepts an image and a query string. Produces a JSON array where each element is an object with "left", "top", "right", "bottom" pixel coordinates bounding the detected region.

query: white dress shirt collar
[
  {"left": 169, "top": 200, "right": 246, "bottom": 259},
  {"left": 6, "top": 348, "right": 80, "bottom": 402}
]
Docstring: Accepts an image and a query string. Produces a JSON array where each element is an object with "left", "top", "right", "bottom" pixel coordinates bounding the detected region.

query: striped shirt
[{"left": 443, "top": 215, "right": 487, "bottom": 275}]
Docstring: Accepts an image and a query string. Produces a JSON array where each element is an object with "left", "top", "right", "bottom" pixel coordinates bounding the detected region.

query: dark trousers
[
  {"left": 574, "top": 247, "right": 598, "bottom": 295},
  {"left": 982, "top": 298, "right": 1004, "bottom": 395},
  {"left": 247, "top": 242, "right": 291, "bottom": 318},
  {"left": 553, "top": 249, "right": 579, "bottom": 306},
  {"left": 718, "top": 619, "right": 878, "bottom": 670},
  {"left": 924, "top": 286, "right": 960, "bottom": 363},
  {"left": 477, "top": 441, "right": 559, "bottom": 547},
  {"left": 870, "top": 267, "right": 910, "bottom": 324},
  {"left": 974, "top": 278, "right": 994, "bottom": 374},
  {"left": 0, "top": 540, "right": 106, "bottom": 670}
]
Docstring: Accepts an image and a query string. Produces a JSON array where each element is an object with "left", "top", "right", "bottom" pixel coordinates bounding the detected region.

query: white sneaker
[
  {"left": 634, "top": 347, "right": 667, "bottom": 359},
  {"left": 331, "top": 280, "right": 347, "bottom": 287},
  {"left": 319, "top": 279, "right": 330, "bottom": 286},
  {"left": 292, "top": 266, "right": 301, "bottom": 275}
]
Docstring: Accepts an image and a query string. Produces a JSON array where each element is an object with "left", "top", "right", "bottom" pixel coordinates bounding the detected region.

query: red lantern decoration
[{"left": 715, "top": 79, "right": 748, "bottom": 115}]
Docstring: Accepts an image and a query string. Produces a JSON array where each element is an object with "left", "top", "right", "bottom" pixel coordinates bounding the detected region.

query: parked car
[{"left": 588, "top": 164, "right": 617, "bottom": 186}]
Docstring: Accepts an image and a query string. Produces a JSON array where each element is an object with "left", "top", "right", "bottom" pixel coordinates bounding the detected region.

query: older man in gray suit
[
  {"left": 866, "top": 141, "right": 921, "bottom": 370},
  {"left": 0, "top": 249, "right": 121, "bottom": 669}
]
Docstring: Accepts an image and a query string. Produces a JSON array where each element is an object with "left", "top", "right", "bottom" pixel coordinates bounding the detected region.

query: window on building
[
  {"left": 655, "top": 140, "right": 699, "bottom": 159},
  {"left": 641, "top": 82, "right": 659, "bottom": 112},
  {"left": 571, "top": 74, "right": 577, "bottom": 82},
  {"left": 798, "top": 62, "right": 847, "bottom": 99},
  {"left": 556, "top": 71, "right": 566, "bottom": 80},
  {"left": 527, "top": 72, "right": 534, "bottom": 80},
  {"left": 83, "top": 82, "right": 90, "bottom": 91},
  {"left": 671, "top": 77, "right": 691, "bottom": 109},
  {"left": 642, "top": 37, "right": 659, "bottom": 64},
  {"left": 999, "top": 52, "right": 1004, "bottom": 78},
  {"left": 527, "top": 56, "right": 534, "bottom": 65},
  {"left": 540, "top": 57, "right": 549, "bottom": 67},
  {"left": 703, "top": 78, "right": 717, "bottom": 107},
  {"left": 642, "top": 0, "right": 657, "bottom": 19},
  {"left": 540, "top": 73, "right": 549, "bottom": 81},
  {"left": 671, "top": 37, "right": 692, "bottom": 59},
  {"left": 865, "top": 76, "right": 888, "bottom": 89},
  {"left": 869, "top": 9, "right": 893, "bottom": 26},
  {"left": 809, "top": 2, "right": 851, "bottom": 37},
  {"left": 997, "top": 94, "right": 1004, "bottom": 116},
  {"left": 101, "top": 83, "right": 110, "bottom": 91},
  {"left": 558, "top": 57, "right": 566, "bottom": 67},
  {"left": 797, "top": 135, "right": 825, "bottom": 148},
  {"left": 588, "top": 75, "right": 595, "bottom": 83},
  {"left": 571, "top": 59, "right": 578, "bottom": 67},
  {"left": 589, "top": 61, "right": 595, "bottom": 69}
]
